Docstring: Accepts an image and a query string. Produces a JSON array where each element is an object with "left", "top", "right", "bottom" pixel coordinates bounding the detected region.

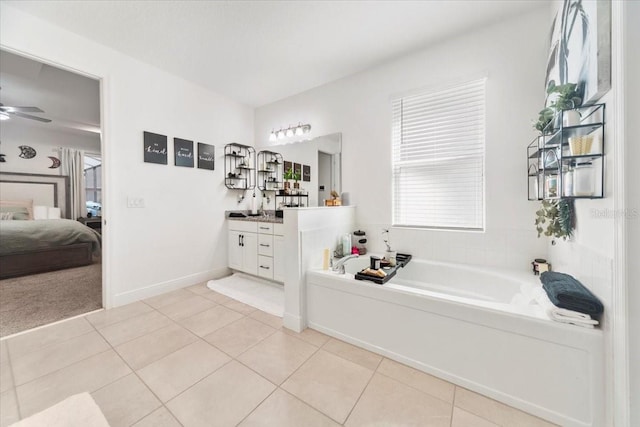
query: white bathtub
[{"left": 306, "top": 258, "right": 604, "bottom": 427}]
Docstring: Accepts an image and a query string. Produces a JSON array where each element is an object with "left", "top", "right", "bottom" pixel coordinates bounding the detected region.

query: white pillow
[
  {"left": 33, "top": 205, "right": 49, "bottom": 220},
  {"left": 47, "top": 207, "right": 61, "bottom": 219}
]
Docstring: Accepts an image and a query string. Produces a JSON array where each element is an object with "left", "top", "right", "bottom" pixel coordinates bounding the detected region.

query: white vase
[{"left": 563, "top": 110, "right": 581, "bottom": 127}]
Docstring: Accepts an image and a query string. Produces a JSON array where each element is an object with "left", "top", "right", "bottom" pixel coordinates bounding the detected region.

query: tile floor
[{"left": 0, "top": 283, "right": 557, "bottom": 427}]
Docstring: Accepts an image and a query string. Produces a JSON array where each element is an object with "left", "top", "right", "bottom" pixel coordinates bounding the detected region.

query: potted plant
[
  {"left": 293, "top": 170, "right": 301, "bottom": 189},
  {"left": 547, "top": 82, "right": 582, "bottom": 126},
  {"left": 535, "top": 199, "right": 574, "bottom": 242},
  {"left": 283, "top": 167, "right": 293, "bottom": 193},
  {"left": 533, "top": 107, "right": 555, "bottom": 135}
]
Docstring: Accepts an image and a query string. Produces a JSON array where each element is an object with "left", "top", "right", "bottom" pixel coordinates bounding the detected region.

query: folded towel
[
  {"left": 540, "top": 271, "right": 604, "bottom": 316},
  {"left": 532, "top": 287, "right": 599, "bottom": 328}
]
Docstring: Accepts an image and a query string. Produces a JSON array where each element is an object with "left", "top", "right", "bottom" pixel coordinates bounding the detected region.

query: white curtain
[{"left": 61, "top": 148, "right": 86, "bottom": 219}]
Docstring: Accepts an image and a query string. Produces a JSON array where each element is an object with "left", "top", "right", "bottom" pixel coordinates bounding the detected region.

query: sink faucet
[{"left": 332, "top": 254, "right": 359, "bottom": 274}]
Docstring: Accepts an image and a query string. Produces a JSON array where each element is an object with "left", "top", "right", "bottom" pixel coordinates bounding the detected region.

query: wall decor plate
[
  {"left": 174, "top": 138, "right": 194, "bottom": 167},
  {"left": 18, "top": 145, "right": 37, "bottom": 159},
  {"left": 48, "top": 156, "right": 61, "bottom": 168},
  {"left": 143, "top": 131, "right": 168, "bottom": 164},
  {"left": 197, "top": 142, "right": 215, "bottom": 170}
]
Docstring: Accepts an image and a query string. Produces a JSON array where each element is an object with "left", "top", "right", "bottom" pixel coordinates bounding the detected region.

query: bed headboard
[{"left": 0, "top": 172, "right": 71, "bottom": 219}]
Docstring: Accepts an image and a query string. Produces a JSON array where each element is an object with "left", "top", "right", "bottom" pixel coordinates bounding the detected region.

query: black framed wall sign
[
  {"left": 197, "top": 143, "right": 215, "bottom": 170},
  {"left": 174, "top": 138, "right": 194, "bottom": 167},
  {"left": 143, "top": 131, "right": 168, "bottom": 165},
  {"left": 303, "top": 164, "right": 311, "bottom": 182}
]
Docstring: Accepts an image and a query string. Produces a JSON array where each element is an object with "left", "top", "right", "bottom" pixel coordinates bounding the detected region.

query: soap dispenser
[{"left": 251, "top": 192, "right": 258, "bottom": 215}]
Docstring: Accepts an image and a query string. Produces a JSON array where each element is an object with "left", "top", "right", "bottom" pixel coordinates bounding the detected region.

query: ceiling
[
  {"left": 0, "top": 49, "right": 100, "bottom": 136},
  {"left": 5, "top": 0, "right": 547, "bottom": 107}
]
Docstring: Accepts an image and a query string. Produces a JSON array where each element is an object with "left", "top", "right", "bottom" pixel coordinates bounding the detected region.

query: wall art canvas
[
  {"left": 303, "top": 164, "right": 311, "bottom": 182},
  {"left": 284, "top": 160, "right": 292, "bottom": 173},
  {"left": 197, "top": 143, "right": 215, "bottom": 170},
  {"left": 174, "top": 138, "right": 194, "bottom": 167},
  {"left": 143, "top": 131, "right": 168, "bottom": 165},
  {"left": 294, "top": 162, "right": 302, "bottom": 177},
  {"left": 545, "top": 0, "right": 611, "bottom": 105}
]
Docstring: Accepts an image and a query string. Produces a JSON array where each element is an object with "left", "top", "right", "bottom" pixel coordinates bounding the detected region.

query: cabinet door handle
[
  {"left": 260, "top": 244, "right": 270, "bottom": 247},
  {"left": 259, "top": 226, "right": 270, "bottom": 230},
  {"left": 240, "top": 234, "right": 244, "bottom": 247},
  {"left": 238, "top": 234, "right": 242, "bottom": 246},
  {"left": 260, "top": 265, "right": 270, "bottom": 270}
]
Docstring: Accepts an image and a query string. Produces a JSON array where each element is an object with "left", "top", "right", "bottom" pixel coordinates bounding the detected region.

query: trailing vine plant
[{"left": 535, "top": 199, "right": 575, "bottom": 241}]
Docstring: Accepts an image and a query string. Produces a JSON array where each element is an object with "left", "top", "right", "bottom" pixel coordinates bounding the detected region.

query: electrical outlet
[{"left": 127, "top": 197, "right": 145, "bottom": 208}]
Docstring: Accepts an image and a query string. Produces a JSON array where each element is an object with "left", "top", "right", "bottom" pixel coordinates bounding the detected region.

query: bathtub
[{"left": 306, "top": 257, "right": 604, "bottom": 427}]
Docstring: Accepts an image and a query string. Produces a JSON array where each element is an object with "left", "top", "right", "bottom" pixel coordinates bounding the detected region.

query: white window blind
[{"left": 392, "top": 79, "right": 485, "bottom": 230}]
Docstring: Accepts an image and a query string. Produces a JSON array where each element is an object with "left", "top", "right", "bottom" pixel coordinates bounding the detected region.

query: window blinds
[{"left": 392, "top": 79, "right": 485, "bottom": 230}]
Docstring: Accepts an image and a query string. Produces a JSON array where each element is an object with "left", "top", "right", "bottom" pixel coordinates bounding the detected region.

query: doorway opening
[{"left": 0, "top": 49, "right": 103, "bottom": 337}]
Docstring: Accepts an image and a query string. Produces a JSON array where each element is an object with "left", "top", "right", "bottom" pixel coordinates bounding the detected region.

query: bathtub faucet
[{"left": 332, "top": 254, "right": 359, "bottom": 274}]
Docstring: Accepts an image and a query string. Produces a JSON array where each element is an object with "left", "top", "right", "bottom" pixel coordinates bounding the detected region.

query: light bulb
[
  {"left": 277, "top": 129, "right": 285, "bottom": 139},
  {"left": 295, "top": 124, "right": 304, "bottom": 136},
  {"left": 269, "top": 130, "right": 276, "bottom": 142},
  {"left": 286, "top": 127, "right": 294, "bottom": 137}
]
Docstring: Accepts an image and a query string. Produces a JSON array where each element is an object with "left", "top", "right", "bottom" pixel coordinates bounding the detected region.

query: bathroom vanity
[{"left": 227, "top": 215, "right": 285, "bottom": 283}]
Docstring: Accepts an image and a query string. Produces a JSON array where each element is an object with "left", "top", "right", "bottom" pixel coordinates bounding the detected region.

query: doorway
[{"left": 0, "top": 49, "right": 104, "bottom": 337}]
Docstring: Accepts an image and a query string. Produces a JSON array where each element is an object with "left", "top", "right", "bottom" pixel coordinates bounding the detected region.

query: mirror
[{"left": 259, "top": 133, "right": 341, "bottom": 207}]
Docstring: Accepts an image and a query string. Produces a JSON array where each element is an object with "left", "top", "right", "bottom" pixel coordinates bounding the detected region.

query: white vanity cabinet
[
  {"left": 227, "top": 220, "right": 257, "bottom": 276},
  {"left": 227, "top": 220, "right": 284, "bottom": 283}
]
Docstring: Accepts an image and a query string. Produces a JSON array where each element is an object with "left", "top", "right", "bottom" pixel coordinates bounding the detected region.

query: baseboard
[
  {"left": 283, "top": 312, "right": 304, "bottom": 332},
  {"left": 111, "top": 267, "right": 230, "bottom": 307}
]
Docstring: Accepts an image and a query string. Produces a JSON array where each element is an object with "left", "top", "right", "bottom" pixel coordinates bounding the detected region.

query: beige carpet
[{"left": 0, "top": 259, "right": 102, "bottom": 337}]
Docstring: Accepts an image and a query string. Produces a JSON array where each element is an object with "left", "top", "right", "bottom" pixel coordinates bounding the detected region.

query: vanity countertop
[{"left": 225, "top": 210, "right": 283, "bottom": 224}]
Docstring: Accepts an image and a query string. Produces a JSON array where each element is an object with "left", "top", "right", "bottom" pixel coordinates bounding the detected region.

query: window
[
  {"left": 84, "top": 154, "right": 102, "bottom": 216},
  {"left": 392, "top": 79, "right": 485, "bottom": 230}
]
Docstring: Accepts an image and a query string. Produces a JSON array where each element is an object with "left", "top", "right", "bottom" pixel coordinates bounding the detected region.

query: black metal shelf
[
  {"left": 527, "top": 103, "right": 605, "bottom": 201},
  {"left": 257, "top": 150, "right": 284, "bottom": 191},
  {"left": 225, "top": 143, "right": 255, "bottom": 190}
]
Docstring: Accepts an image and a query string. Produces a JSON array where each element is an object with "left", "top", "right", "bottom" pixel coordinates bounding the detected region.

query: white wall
[
  {"left": 0, "top": 123, "right": 100, "bottom": 175},
  {"left": 0, "top": 4, "right": 254, "bottom": 306},
  {"left": 256, "top": 7, "right": 549, "bottom": 270}
]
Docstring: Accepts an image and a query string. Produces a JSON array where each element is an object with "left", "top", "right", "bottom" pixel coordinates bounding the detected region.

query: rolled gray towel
[{"left": 540, "top": 271, "right": 603, "bottom": 316}]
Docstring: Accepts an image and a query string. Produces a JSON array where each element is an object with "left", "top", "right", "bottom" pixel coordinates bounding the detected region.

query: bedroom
[
  {"left": 0, "top": 1, "right": 637, "bottom": 427},
  {"left": 0, "top": 49, "right": 103, "bottom": 336}
]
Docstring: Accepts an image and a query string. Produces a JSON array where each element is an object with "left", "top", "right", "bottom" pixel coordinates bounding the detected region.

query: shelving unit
[
  {"left": 527, "top": 103, "right": 605, "bottom": 201},
  {"left": 224, "top": 143, "right": 255, "bottom": 190},
  {"left": 257, "top": 150, "right": 283, "bottom": 192},
  {"left": 275, "top": 193, "right": 309, "bottom": 208}
]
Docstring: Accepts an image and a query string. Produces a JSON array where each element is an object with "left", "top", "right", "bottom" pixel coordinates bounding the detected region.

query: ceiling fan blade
[
  {"left": 8, "top": 111, "right": 52, "bottom": 123},
  {"left": 1, "top": 106, "right": 45, "bottom": 113}
]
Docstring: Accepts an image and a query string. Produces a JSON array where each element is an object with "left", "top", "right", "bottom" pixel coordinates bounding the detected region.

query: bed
[{"left": 0, "top": 172, "right": 102, "bottom": 279}]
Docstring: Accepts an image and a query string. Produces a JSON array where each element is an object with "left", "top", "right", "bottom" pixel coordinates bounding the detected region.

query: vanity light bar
[{"left": 269, "top": 122, "right": 311, "bottom": 141}]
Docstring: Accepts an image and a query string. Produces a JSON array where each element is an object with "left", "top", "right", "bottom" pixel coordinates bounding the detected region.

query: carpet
[
  {"left": 207, "top": 273, "right": 284, "bottom": 317},
  {"left": 0, "top": 259, "right": 102, "bottom": 337},
  {"left": 10, "top": 393, "right": 110, "bottom": 427}
]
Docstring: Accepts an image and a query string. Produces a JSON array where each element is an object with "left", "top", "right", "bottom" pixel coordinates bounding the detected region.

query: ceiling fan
[{"left": 0, "top": 103, "right": 52, "bottom": 123}]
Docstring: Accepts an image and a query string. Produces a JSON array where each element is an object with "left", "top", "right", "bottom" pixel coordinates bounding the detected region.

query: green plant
[
  {"left": 533, "top": 107, "right": 554, "bottom": 133},
  {"left": 547, "top": 82, "right": 582, "bottom": 111},
  {"left": 292, "top": 171, "right": 301, "bottom": 182},
  {"left": 535, "top": 199, "right": 575, "bottom": 240},
  {"left": 283, "top": 167, "right": 294, "bottom": 181}
]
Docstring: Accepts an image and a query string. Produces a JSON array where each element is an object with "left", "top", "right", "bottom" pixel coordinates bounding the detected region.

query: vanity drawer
[
  {"left": 228, "top": 220, "right": 257, "bottom": 233},
  {"left": 258, "top": 255, "right": 273, "bottom": 279},
  {"left": 273, "top": 223, "right": 284, "bottom": 236},
  {"left": 257, "top": 222, "right": 273, "bottom": 234},
  {"left": 258, "top": 234, "right": 273, "bottom": 256}
]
